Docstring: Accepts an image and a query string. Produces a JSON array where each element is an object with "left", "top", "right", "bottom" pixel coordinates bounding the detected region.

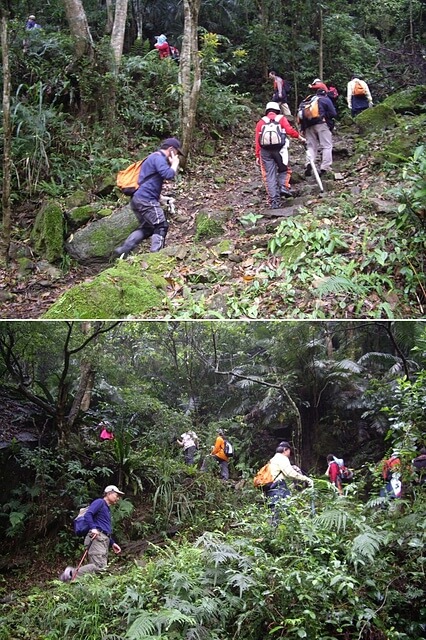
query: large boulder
[
  {"left": 355, "top": 104, "right": 398, "bottom": 134},
  {"left": 43, "top": 252, "right": 176, "bottom": 319},
  {"left": 65, "top": 204, "right": 137, "bottom": 264},
  {"left": 381, "top": 86, "right": 426, "bottom": 115}
]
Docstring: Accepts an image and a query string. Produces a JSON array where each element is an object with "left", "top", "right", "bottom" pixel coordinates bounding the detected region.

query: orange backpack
[
  {"left": 353, "top": 80, "right": 366, "bottom": 96},
  {"left": 116, "top": 159, "right": 145, "bottom": 196},
  {"left": 253, "top": 461, "right": 279, "bottom": 489}
]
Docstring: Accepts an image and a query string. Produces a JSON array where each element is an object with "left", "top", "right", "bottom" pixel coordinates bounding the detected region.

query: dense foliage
[{"left": 0, "top": 320, "right": 425, "bottom": 638}]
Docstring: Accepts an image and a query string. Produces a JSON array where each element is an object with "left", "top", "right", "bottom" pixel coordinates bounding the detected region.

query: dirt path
[{"left": 0, "top": 121, "right": 421, "bottom": 319}]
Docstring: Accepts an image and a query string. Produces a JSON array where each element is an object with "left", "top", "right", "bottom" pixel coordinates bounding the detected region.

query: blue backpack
[{"left": 74, "top": 506, "right": 90, "bottom": 536}]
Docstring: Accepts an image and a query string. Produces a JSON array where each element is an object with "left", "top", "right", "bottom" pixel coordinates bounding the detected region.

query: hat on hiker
[
  {"left": 162, "top": 137, "right": 184, "bottom": 155},
  {"left": 312, "top": 78, "right": 322, "bottom": 84},
  {"left": 104, "top": 485, "right": 124, "bottom": 495},
  {"left": 316, "top": 89, "right": 327, "bottom": 96},
  {"left": 265, "top": 101, "right": 281, "bottom": 113},
  {"left": 217, "top": 428, "right": 224, "bottom": 435},
  {"left": 29, "top": 15, "right": 36, "bottom": 19},
  {"left": 155, "top": 34, "right": 167, "bottom": 44},
  {"left": 278, "top": 441, "right": 292, "bottom": 451}
]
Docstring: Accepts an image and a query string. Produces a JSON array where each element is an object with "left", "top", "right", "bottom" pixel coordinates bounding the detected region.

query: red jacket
[
  {"left": 255, "top": 112, "right": 301, "bottom": 160},
  {"left": 155, "top": 42, "right": 170, "bottom": 59}
]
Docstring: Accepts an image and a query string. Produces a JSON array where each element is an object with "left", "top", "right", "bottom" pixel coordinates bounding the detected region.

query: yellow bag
[
  {"left": 253, "top": 462, "right": 275, "bottom": 488},
  {"left": 116, "top": 159, "right": 144, "bottom": 196}
]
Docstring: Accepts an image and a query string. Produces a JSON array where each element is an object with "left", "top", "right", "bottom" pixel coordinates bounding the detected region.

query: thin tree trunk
[
  {"left": 0, "top": 11, "right": 12, "bottom": 265},
  {"left": 63, "top": 0, "right": 95, "bottom": 61},
  {"left": 133, "top": 0, "right": 143, "bottom": 40},
  {"left": 179, "top": 0, "right": 202, "bottom": 165},
  {"left": 111, "top": 0, "right": 129, "bottom": 70},
  {"left": 105, "top": 0, "right": 114, "bottom": 34},
  {"left": 318, "top": 5, "right": 323, "bottom": 79}
]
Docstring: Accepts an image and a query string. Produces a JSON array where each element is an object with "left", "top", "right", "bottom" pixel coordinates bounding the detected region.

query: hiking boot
[
  {"left": 320, "top": 169, "right": 334, "bottom": 179},
  {"left": 113, "top": 246, "right": 128, "bottom": 259},
  {"left": 59, "top": 566, "right": 75, "bottom": 582},
  {"left": 271, "top": 200, "right": 281, "bottom": 209},
  {"left": 304, "top": 165, "right": 312, "bottom": 177},
  {"left": 280, "top": 187, "right": 293, "bottom": 198}
]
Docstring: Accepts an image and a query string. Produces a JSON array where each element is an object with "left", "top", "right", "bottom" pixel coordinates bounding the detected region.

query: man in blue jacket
[
  {"left": 114, "top": 137, "right": 182, "bottom": 257},
  {"left": 60, "top": 485, "right": 124, "bottom": 581},
  {"left": 299, "top": 89, "right": 337, "bottom": 178}
]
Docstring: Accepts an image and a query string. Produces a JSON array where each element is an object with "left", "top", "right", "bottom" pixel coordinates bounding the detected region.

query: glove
[{"left": 299, "top": 135, "right": 306, "bottom": 143}]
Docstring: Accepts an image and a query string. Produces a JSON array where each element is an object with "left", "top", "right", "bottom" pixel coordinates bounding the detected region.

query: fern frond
[
  {"left": 314, "top": 275, "right": 363, "bottom": 296},
  {"left": 225, "top": 570, "right": 256, "bottom": 597},
  {"left": 350, "top": 530, "right": 387, "bottom": 563},
  {"left": 315, "top": 508, "right": 349, "bottom": 533}
]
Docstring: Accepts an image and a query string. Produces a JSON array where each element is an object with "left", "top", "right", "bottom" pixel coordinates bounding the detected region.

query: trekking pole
[
  {"left": 71, "top": 533, "right": 97, "bottom": 582},
  {"left": 305, "top": 145, "right": 324, "bottom": 193}
]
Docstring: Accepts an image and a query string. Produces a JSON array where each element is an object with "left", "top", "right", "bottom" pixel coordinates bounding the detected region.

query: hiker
[
  {"left": 346, "top": 74, "right": 373, "bottom": 117},
  {"left": 255, "top": 101, "right": 306, "bottom": 208},
  {"left": 412, "top": 447, "right": 426, "bottom": 485},
  {"left": 201, "top": 429, "right": 229, "bottom": 480},
  {"left": 154, "top": 34, "right": 171, "bottom": 59},
  {"left": 326, "top": 454, "right": 343, "bottom": 495},
  {"left": 99, "top": 421, "right": 114, "bottom": 441},
  {"left": 25, "top": 14, "right": 41, "bottom": 30},
  {"left": 380, "top": 450, "right": 402, "bottom": 499},
  {"left": 177, "top": 429, "right": 199, "bottom": 465},
  {"left": 268, "top": 70, "right": 292, "bottom": 117},
  {"left": 308, "top": 78, "right": 328, "bottom": 92},
  {"left": 299, "top": 88, "right": 337, "bottom": 178},
  {"left": 266, "top": 442, "right": 313, "bottom": 525},
  {"left": 60, "top": 485, "right": 124, "bottom": 582},
  {"left": 114, "top": 137, "right": 182, "bottom": 257}
]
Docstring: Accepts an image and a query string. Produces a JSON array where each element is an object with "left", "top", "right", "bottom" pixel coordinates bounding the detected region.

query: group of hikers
[
  {"left": 113, "top": 67, "right": 374, "bottom": 255},
  {"left": 59, "top": 433, "right": 425, "bottom": 581}
]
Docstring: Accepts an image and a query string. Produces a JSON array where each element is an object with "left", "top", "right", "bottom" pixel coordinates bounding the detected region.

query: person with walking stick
[{"left": 60, "top": 485, "right": 124, "bottom": 582}]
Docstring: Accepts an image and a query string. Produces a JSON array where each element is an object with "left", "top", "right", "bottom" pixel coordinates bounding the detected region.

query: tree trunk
[
  {"left": 318, "top": 4, "right": 323, "bottom": 79},
  {"left": 63, "top": 0, "right": 95, "bottom": 60},
  {"left": 111, "top": 0, "right": 129, "bottom": 70},
  {"left": 0, "top": 10, "right": 12, "bottom": 266},
  {"left": 133, "top": 0, "right": 144, "bottom": 40},
  {"left": 105, "top": 0, "right": 114, "bottom": 34},
  {"left": 179, "top": 0, "right": 202, "bottom": 166}
]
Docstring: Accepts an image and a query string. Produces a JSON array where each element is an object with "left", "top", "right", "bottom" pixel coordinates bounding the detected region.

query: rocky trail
[{"left": 1, "top": 102, "right": 425, "bottom": 320}]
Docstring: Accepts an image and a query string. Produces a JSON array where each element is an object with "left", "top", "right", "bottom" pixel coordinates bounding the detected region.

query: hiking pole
[
  {"left": 305, "top": 146, "right": 324, "bottom": 193},
  {"left": 71, "top": 533, "right": 97, "bottom": 582}
]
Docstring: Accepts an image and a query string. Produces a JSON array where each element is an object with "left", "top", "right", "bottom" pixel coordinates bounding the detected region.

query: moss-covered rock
[
  {"left": 67, "top": 205, "right": 98, "bottom": 228},
  {"left": 31, "top": 201, "right": 65, "bottom": 263},
  {"left": 43, "top": 253, "right": 176, "bottom": 319},
  {"left": 381, "top": 86, "right": 426, "bottom": 115},
  {"left": 194, "top": 208, "right": 232, "bottom": 241},
  {"left": 65, "top": 204, "right": 137, "bottom": 263},
  {"left": 355, "top": 104, "right": 398, "bottom": 135},
  {"left": 64, "top": 190, "right": 91, "bottom": 209}
]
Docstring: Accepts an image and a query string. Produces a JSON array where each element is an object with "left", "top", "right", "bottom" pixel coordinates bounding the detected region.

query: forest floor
[{"left": 0, "top": 115, "right": 423, "bottom": 319}]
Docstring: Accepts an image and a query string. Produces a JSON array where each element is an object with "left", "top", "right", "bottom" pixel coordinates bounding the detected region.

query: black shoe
[
  {"left": 114, "top": 246, "right": 128, "bottom": 259},
  {"left": 280, "top": 187, "right": 293, "bottom": 198},
  {"left": 304, "top": 165, "right": 312, "bottom": 177},
  {"left": 271, "top": 201, "right": 281, "bottom": 209}
]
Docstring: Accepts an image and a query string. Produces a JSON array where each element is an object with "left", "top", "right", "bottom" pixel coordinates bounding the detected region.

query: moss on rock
[
  {"left": 382, "top": 86, "right": 426, "bottom": 115},
  {"left": 64, "top": 190, "right": 91, "bottom": 209},
  {"left": 43, "top": 254, "right": 175, "bottom": 319},
  {"left": 31, "top": 201, "right": 64, "bottom": 263},
  {"left": 355, "top": 104, "right": 398, "bottom": 135},
  {"left": 194, "top": 211, "right": 225, "bottom": 241}
]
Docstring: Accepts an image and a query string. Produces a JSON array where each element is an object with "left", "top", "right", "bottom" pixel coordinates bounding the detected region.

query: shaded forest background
[
  {"left": 1, "top": 0, "right": 425, "bottom": 211},
  {"left": 0, "top": 320, "right": 425, "bottom": 639}
]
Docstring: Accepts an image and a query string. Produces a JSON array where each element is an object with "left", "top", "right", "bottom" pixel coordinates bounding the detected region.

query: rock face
[
  {"left": 31, "top": 202, "right": 65, "bottom": 263},
  {"left": 65, "top": 205, "right": 137, "bottom": 264}
]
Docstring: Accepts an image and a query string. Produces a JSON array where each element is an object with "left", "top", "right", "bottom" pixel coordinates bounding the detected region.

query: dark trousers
[{"left": 266, "top": 480, "right": 290, "bottom": 525}]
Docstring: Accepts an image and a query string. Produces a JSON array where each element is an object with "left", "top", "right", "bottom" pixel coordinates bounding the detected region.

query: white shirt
[
  {"left": 269, "top": 452, "right": 312, "bottom": 485},
  {"left": 346, "top": 78, "right": 373, "bottom": 108},
  {"left": 179, "top": 431, "right": 198, "bottom": 450}
]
